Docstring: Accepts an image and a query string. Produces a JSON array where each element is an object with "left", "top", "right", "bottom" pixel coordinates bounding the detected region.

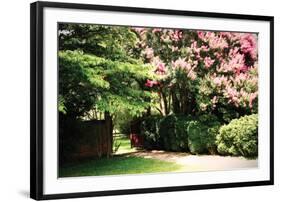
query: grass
[
  {"left": 59, "top": 135, "right": 182, "bottom": 177},
  {"left": 113, "top": 135, "right": 136, "bottom": 154},
  {"left": 59, "top": 156, "right": 182, "bottom": 177},
  {"left": 59, "top": 135, "right": 258, "bottom": 177}
]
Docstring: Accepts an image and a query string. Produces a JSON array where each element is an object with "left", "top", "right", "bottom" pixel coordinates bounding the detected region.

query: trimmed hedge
[
  {"left": 159, "top": 114, "right": 191, "bottom": 152},
  {"left": 187, "top": 114, "right": 221, "bottom": 154},
  {"left": 140, "top": 114, "right": 222, "bottom": 153},
  {"left": 216, "top": 114, "right": 258, "bottom": 157}
]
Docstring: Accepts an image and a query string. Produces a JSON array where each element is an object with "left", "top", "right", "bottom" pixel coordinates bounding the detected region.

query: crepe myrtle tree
[
  {"left": 58, "top": 24, "right": 155, "bottom": 146},
  {"left": 133, "top": 28, "right": 258, "bottom": 121}
]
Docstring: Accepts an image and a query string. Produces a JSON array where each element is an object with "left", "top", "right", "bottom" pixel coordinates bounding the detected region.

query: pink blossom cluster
[
  {"left": 143, "top": 47, "right": 154, "bottom": 59},
  {"left": 133, "top": 27, "right": 147, "bottom": 37},
  {"left": 224, "top": 86, "right": 258, "bottom": 108},
  {"left": 152, "top": 29, "right": 184, "bottom": 43},
  {"left": 191, "top": 41, "right": 201, "bottom": 55},
  {"left": 133, "top": 27, "right": 258, "bottom": 111},
  {"left": 145, "top": 79, "right": 159, "bottom": 87},
  {"left": 212, "top": 69, "right": 258, "bottom": 109},
  {"left": 212, "top": 75, "right": 229, "bottom": 86},
  {"left": 204, "top": 57, "right": 215, "bottom": 68},
  {"left": 172, "top": 58, "right": 190, "bottom": 70},
  {"left": 172, "top": 58, "right": 197, "bottom": 80},
  {"left": 197, "top": 31, "right": 228, "bottom": 49},
  {"left": 170, "top": 30, "right": 183, "bottom": 41},
  {"left": 152, "top": 57, "right": 166, "bottom": 75},
  {"left": 152, "top": 28, "right": 162, "bottom": 33},
  {"left": 239, "top": 33, "right": 258, "bottom": 59},
  {"left": 210, "top": 61, "right": 258, "bottom": 109},
  {"left": 217, "top": 53, "right": 246, "bottom": 74}
]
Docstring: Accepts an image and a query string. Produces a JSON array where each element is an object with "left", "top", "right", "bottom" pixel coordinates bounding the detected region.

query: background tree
[
  {"left": 58, "top": 24, "right": 155, "bottom": 158},
  {"left": 133, "top": 28, "right": 258, "bottom": 121}
]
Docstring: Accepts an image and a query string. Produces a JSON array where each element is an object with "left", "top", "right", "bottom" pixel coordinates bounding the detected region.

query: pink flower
[
  {"left": 133, "top": 27, "right": 146, "bottom": 35},
  {"left": 152, "top": 28, "right": 162, "bottom": 33},
  {"left": 152, "top": 57, "right": 166, "bottom": 75},
  {"left": 239, "top": 34, "right": 258, "bottom": 59},
  {"left": 204, "top": 57, "right": 215, "bottom": 68},
  {"left": 234, "top": 73, "right": 247, "bottom": 84},
  {"left": 201, "top": 45, "right": 210, "bottom": 52},
  {"left": 197, "top": 31, "right": 205, "bottom": 40},
  {"left": 249, "top": 92, "right": 258, "bottom": 108},
  {"left": 172, "top": 58, "right": 190, "bottom": 70},
  {"left": 145, "top": 79, "right": 159, "bottom": 87},
  {"left": 217, "top": 53, "right": 245, "bottom": 73},
  {"left": 156, "top": 62, "right": 166, "bottom": 74},
  {"left": 171, "top": 46, "right": 178, "bottom": 52},
  {"left": 172, "top": 58, "right": 196, "bottom": 80},
  {"left": 235, "top": 65, "right": 248, "bottom": 75},
  {"left": 213, "top": 75, "right": 228, "bottom": 86},
  {"left": 144, "top": 47, "right": 154, "bottom": 59},
  {"left": 209, "top": 35, "right": 228, "bottom": 49},
  {"left": 228, "top": 47, "right": 240, "bottom": 57},
  {"left": 225, "top": 86, "right": 241, "bottom": 107},
  {"left": 188, "top": 71, "right": 197, "bottom": 80},
  {"left": 191, "top": 41, "right": 201, "bottom": 54},
  {"left": 220, "top": 32, "right": 232, "bottom": 38},
  {"left": 170, "top": 30, "right": 183, "bottom": 41}
]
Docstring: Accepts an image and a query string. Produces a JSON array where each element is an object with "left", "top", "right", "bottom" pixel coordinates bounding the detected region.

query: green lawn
[
  {"left": 113, "top": 135, "right": 136, "bottom": 154},
  {"left": 59, "top": 156, "right": 182, "bottom": 177},
  {"left": 59, "top": 136, "right": 182, "bottom": 177}
]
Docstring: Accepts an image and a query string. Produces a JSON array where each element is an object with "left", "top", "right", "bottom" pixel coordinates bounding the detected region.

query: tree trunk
[
  {"left": 162, "top": 91, "right": 168, "bottom": 115},
  {"left": 172, "top": 90, "right": 180, "bottom": 114}
]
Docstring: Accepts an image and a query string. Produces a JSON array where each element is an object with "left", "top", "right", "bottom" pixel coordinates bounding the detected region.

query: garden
[{"left": 58, "top": 24, "right": 259, "bottom": 177}]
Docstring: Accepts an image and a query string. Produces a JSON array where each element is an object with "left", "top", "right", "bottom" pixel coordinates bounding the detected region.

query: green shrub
[
  {"left": 216, "top": 114, "right": 258, "bottom": 157},
  {"left": 140, "top": 115, "right": 162, "bottom": 149},
  {"left": 187, "top": 114, "right": 221, "bottom": 154},
  {"left": 159, "top": 114, "right": 191, "bottom": 151}
]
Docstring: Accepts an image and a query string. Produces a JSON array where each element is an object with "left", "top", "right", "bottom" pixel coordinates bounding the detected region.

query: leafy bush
[
  {"left": 187, "top": 114, "right": 221, "bottom": 154},
  {"left": 216, "top": 114, "right": 258, "bottom": 157},
  {"left": 140, "top": 115, "right": 162, "bottom": 149},
  {"left": 159, "top": 114, "right": 191, "bottom": 151}
]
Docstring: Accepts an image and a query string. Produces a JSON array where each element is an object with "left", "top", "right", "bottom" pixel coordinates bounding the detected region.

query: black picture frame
[{"left": 30, "top": 1, "right": 274, "bottom": 200}]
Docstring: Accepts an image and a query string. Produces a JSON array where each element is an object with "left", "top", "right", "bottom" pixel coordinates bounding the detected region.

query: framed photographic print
[{"left": 30, "top": 1, "right": 274, "bottom": 200}]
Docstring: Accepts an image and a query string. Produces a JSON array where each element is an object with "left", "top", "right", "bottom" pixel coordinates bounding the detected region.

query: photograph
[{"left": 58, "top": 23, "right": 259, "bottom": 178}]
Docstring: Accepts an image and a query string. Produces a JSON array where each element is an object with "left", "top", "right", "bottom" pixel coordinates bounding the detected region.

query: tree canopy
[{"left": 58, "top": 24, "right": 155, "bottom": 119}]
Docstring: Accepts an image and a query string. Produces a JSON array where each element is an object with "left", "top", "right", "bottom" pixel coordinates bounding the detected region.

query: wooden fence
[{"left": 59, "top": 114, "right": 113, "bottom": 163}]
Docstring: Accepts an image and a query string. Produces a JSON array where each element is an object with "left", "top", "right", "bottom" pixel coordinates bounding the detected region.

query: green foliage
[
  {"left": 140, "top": 115, "right": 163, "bottom": 149},
  {"left": 59, "top": 24, "right": 138, "bottom": 62},
  {"left": 216, "top": 114, "right": 258, "bottom": 157},
  {"left": 187, "top": 114, "right": 221, "bottom": 154},
  {"left": 59, "top": 50, "right": 154, "bottom": 118},
  {"left": 159, "top": 114, "right": 191, "bottom": 151},
  {"left": 141, "top": 114, "right": 221, "bottom": 154}
]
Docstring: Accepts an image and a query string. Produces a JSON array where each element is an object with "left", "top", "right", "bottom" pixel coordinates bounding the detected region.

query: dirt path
[{"left": 125, "top": 150, "right": 258, "bottom": 172}]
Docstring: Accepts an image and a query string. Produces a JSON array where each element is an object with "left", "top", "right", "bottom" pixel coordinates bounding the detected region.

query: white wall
[{"left": 0, "top": 0, "right": 279, "bottom": 201}]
